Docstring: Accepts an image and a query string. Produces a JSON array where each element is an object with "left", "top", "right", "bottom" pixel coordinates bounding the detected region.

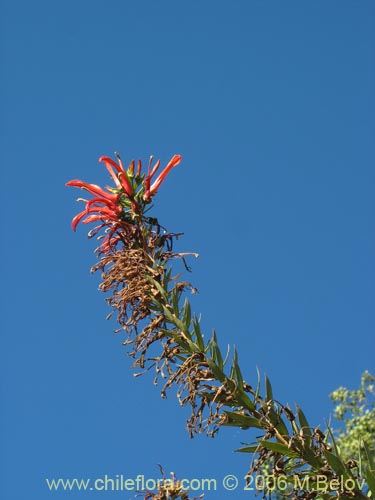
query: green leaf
[
  {"left": 200, "top": 391, "right": 230, "bottom": 404},
  {"left": 262, "top": 403, "right": 290, "bottom": 437},
  {"left": 301, "top": 445, "right": 325, "bottom": 470},
  {"left": 275, "top": 415, "right": 290, "bottom": 438},
  {"left": 160, "top": 309, "right": 198, "bottom": 354},
  {"left": 162, "top": 305, "right": 193, "bottom": 341},
  {"left": 145, "top": 275, "right": 168, "bottom": 300},
  {"left": 259, "top": 440, "right": 300, "bottom": 459},
  {"left": 162, "top": 267, "right": 172, "bottom": 287},
  {"left": 232, "top": 347, "right": 244, "bottom": 393},
  {"left": 161, "top": 305, "right": 178, "bottom": 324},
  {"left": 236, "top": 392, "right": 256, "bottom": 412},
  {"left": 211, "top": 330, "right": 224, "bottom": 370},
  {"left": 222, "top": 343, "right": 231, "bottom": 365},
  {"left": 325, "top": 422, "right": 339, "bottom": 457},
  {"left": 361, "top": 439, "right": 375, "bottom": 472},
  {"left": 255, "top": 366, "right": 261, "bottom": 401},
  {"left": 192, "top": 315, "right": 205, "bottom": 351},
  {"left": 223, "top": 411, "right": 262, "bottom": 429},
  {"left": 323, "top": 450, "right": 351, "bottom": 479},
  {"left": 365, "top": 467, "right": 375, "bottom": 498},
  {"left": 296, "top": 404, "right": 312, "bottom": 437},
  {"left": 148, "top": 299, "right": 163, "bottom": 313},
  {"left": 235, "top": 446, "right": 258, "bottom": 454},
  {"left": 206, "top": 359, "right": 227, "bottom": 383},
  {"left": 161, "top": 328, "right": 190, "bottom": 351},
  {"left": 182, "top": 297, "right": 191, "bottom": 329},
  {"left": 265, "top": 374, "right": 273, "bottom": 401},
  {"left": 291, "top": 419, "right": 300, "bottom": 435},
  {"left": 171, "top": 288, "right": 180, "bottom": 315}
]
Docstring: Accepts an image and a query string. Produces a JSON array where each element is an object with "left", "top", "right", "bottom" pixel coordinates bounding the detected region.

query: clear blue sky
[{"left": 1, "top": 1, "right": 374, "bottom": 499}]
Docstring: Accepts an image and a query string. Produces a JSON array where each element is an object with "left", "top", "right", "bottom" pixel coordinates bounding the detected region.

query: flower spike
[{"left": 66, "top": 151, "right": 182, "bottom": 252}]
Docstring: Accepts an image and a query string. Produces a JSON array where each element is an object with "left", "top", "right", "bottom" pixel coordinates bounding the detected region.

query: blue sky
[{"left": 1, "top": 1, "right": 374, "bottom": 499}]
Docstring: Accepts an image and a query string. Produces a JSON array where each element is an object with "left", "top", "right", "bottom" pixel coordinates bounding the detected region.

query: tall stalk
[{"left": 67, "top": 152, "right": 373, "bottom": 500}]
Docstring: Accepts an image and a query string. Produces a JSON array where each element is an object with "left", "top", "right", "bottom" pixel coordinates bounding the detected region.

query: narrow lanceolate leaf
[
  {"left": 291, "top": 419, "right": 300, "bottom": 436},
  {"left": 362, "top": 439, "right": 375, "bottom": 472},
  {"left": 235, "top": 445, "right": 259, "bottom": 453},
  {"left": 236, "top": 392, "right": 256, "bottom": 412},
  {"left": 223, "top": 411, "right": 262, "bottom": 429},
  {"left": 160, "top": 309, "right": 198, "bottom": 354},
  {"left": 255, "top": 366, "right": 261, "bottom": 401},
  {"left": 222, "top": 343, "right": 231, "bottom": 366},
  {"left": 302, "top": 446, "right": 325, "bottom": 470},
  {"left": 323, "top": 450, "right": 351, "bottom": 479},
  {"left": 296, "top": 404, "right": 312, "bottom": 437},
  {"left": 145, "top": 275, "right": 169, "bottom": 301},
  {"left": 148, "top": 299, "right": 163, "bottom": 313},
  {"left": 210, "top": 330, "right": 224, "bottom": 370},
  {"left": 162, "top": 306, "right": 192, "bottom": 339},
  {"left": 192, "top": 315, "right": 205, "bottom": 351},
  {"left": 259, "top": 440, "right": 300, "bottom": 459},
  {"left": 171, "top": 287, "right": 180, "bottom": 316},
  {"left": 232, "top": 348, "right": 245, "bottom": 392},
  {"left": 325, "top": 422, "right": 339, "bottom": 457},
  {"left": 182, "top": 297, "right": 191, "bottom": 330},
  {"left": 365, "top": 467, "right": 375, "bottom": 498},
  {"left": 265, "top": 374, "right": 273, "bottom": 402},
  {"left": 206, "top": 359, "right": 227, "bottom": 384},
  {"left": 163, "top": 267, "right": 172, "bottom": 286},
  {"left": 259, "top": 399, "right": 289, "bottom": 437},
  {"left": 275, "top": 415, "right": 290, "bottom": 438},
  {"left": 161, "top": 328, "right": 190, "bottom": 351}
]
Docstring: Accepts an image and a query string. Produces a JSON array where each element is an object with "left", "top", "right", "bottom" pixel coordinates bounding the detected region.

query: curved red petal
[
  {"left": 148, "top": 154, "right": 182, "bottom": 196},
  {"left": 118, "top": 172, "right": 134, "bottom": 196},
  {"left": 66, "top": 179, "right": 118, "bottom": 203},
  {"left": 71, "top": 209, "right": 88, "bottom": 231},
  {"left": 99, "top": 156, "right": 123, "bottom": 173}
]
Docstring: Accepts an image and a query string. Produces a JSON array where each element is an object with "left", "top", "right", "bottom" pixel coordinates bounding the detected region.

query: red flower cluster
[{"left": 66, "top": 153, "right": 181, "bottom": 252}]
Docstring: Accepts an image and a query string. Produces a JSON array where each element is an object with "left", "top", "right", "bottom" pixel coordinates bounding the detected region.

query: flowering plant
[
  {"left": 66, "top": 152, "right": 374, "bottom": 500},
  {"left": 66, "top": 153, "right": 181, "bottom": 253}
]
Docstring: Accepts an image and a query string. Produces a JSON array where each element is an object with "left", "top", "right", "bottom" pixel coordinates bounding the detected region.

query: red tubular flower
[
  {"left": 99, "top": 156, "right": 134, "bottom": 196},
  {"left": 66, "top": 179, "right": 122, "bottom": 232},
  {"left": 70, "top": 203, "right": 121, "bottom": 232},
  {"left": 66, "top": 179, "right": 119, "bottom": 204},
  {"left": 143, "top": 154, "right": 181, "bottom": 201}
]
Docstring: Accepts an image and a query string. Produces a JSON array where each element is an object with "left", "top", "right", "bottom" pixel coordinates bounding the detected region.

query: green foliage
[{"left": 330, "top": 371, "right": 375, "bottom": 462}]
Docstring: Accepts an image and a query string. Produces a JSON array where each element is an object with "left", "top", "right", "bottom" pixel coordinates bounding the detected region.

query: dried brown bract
[{"left": 91, "top": 247, "right": 162, "bottom": 332}]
